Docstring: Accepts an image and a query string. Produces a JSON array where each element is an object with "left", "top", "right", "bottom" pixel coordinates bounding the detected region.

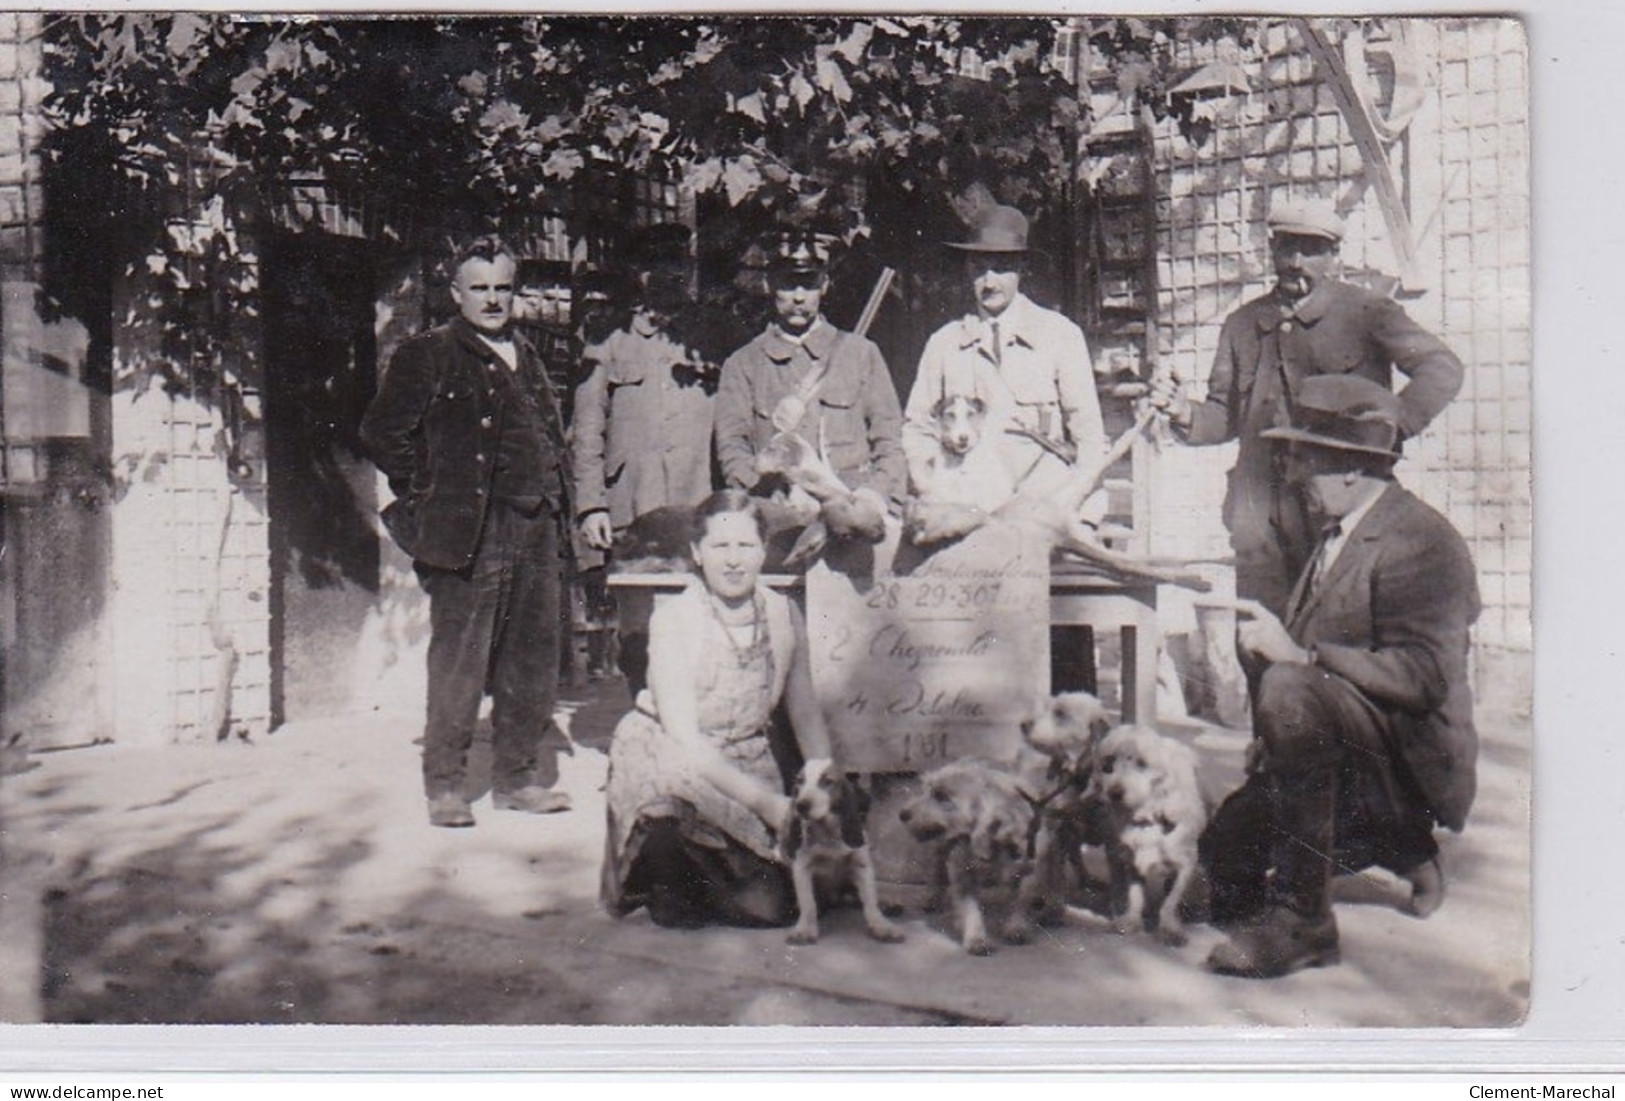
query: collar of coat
[
  {"left": 1290, "top": 481, "right": 1404, "bottom": 624},
  {"left": 954, "top": 292, "right": 1041, "bottom": 353},
  {"left": 763, "top": 317, "right": 836, "bottom": 364},
  {"left": 1254, "top": 280, "right": 1346, "bottom": 332},
  {"left": 451, "top": 316, "right": 531, "bottom": 363}
]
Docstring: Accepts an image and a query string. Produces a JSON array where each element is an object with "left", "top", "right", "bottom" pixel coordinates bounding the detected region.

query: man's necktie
[
  {"left": 1293, "top": 520, "right": 1342, "bottom": 618},
  {"left": 990, "top": 320, "right": 1002, "bottom": 366}
]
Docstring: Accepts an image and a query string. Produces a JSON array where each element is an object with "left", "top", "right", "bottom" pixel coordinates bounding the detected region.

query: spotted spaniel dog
[{"left": 781, "top": 758, "right": 905, "bottom": 946}]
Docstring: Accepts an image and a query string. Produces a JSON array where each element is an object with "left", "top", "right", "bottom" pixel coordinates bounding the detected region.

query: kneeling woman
[{"left": 602, "top": 489, "right": 832, "bottom": 927}]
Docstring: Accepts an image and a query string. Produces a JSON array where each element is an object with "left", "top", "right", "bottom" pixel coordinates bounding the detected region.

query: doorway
[{"left": 261, "top": 232, "right": 380, "bottom": 727}]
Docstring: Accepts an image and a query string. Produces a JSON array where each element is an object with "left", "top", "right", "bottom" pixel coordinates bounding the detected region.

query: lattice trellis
[{"left": 1146, "top": 18, "right": 1530, "bottom": 665}]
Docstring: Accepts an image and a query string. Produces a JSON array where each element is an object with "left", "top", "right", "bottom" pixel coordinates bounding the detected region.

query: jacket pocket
[
  {"left": 380, "top": 495, "right": 423, "bottom": 560},
  {"left": 1005, "top": 372, "right": 1063, "bottom": 439},
  {"left": 814, "top": 385, "right": 867, "bottom": 471}
]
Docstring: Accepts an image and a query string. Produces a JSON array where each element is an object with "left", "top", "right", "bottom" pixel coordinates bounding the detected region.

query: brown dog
[
  {"left": 899, "top": 759, "right": 1037, "bottom": 955},
  {"left": 1087, "top": 725, "right": 1209, "bottom": 945},
  {"left": 782, "top": 759, "right": 904, "bottom": 946},
  {"left": 1016, "top": 692, "right": 1127, "bottom": 925}
]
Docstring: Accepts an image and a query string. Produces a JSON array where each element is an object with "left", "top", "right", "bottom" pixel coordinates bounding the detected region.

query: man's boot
[{"left": 1208, "top": 769, "right": 1340, "bottom": 978}]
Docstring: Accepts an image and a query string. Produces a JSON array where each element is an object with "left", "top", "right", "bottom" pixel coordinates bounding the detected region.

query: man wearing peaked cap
[
  {"left": 1151, "top": 194, "right": 1465, "bottom": 619},
  {"left": 714, "top": 227, "right": 906, "bottom": 535},
  {"left": 1199, "top": 373, "right": 1481, "bottom": 978}
]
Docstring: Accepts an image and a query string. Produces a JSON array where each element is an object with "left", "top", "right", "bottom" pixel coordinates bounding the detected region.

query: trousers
[
  {"left": 418, "top": 501, "right": 563, "bottom": 799},
  {"left": 1200, "top": 661, "right": 1438, "bottom": 921}
]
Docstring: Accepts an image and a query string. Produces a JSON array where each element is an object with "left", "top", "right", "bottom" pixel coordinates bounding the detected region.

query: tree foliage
[
  {"left": 46, "top": 15, "right": 1262, "bottom": 237},
  {"left": 40, "top": 14, "right": 1264, "bottom": 400}
]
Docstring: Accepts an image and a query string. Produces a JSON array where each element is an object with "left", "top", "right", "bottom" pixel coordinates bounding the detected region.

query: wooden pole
[{"left": 854, "top": 266, "right": 896, "bottom": 338}]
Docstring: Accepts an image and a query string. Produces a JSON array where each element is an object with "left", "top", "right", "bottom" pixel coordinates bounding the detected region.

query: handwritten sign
[{"left": 807, "top": 523, "right": 1050, "bottom": 772}]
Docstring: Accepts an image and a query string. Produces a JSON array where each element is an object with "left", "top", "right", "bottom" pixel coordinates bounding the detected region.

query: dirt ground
[{"left": 0, "top": 675, "right": 1530, "bottom": 1029}]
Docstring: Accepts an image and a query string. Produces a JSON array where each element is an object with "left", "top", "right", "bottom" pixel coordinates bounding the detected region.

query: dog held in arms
[
  {"left": 903, "top": 406, "right": 1211, "bottom": 592},
  {"left": 898, "top": 759, "right": 1039, "bottom": 955},
  {"left": 1086, "top": 724, "right": 1209, "bottom": 945},
  {"left": 780, "top": 758, "right": 905, "bottom": 945},
  {"left": 909, "top": 393, "right": 1016, "bottom": 514}
]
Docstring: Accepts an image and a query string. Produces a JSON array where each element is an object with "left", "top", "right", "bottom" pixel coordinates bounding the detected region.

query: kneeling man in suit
[{"left": 1201, "top": 374, "right": 1481, "bottom": 978}]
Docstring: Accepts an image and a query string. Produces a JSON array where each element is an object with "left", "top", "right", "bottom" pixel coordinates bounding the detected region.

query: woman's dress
[{"left": 601, "top": 583, "right": 795, "bottom": 924}]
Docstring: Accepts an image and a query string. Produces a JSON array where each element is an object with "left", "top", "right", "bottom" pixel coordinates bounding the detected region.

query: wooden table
[
  {"left": 608, "top": 565, "right": 1157, "bottom": 725},
  {"left": 1049, "top": 562, "right": 1160, "bottom": 726}
]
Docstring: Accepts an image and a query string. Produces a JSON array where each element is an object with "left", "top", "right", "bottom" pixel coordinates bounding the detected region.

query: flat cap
[{"left": 1266, "top": 197, "right": 1344, "bottom": 242}]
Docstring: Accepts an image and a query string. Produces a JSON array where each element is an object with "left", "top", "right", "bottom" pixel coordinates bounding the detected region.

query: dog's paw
[
  {"left": 966, "top": 936, "right": 996, "bottom": 957},
  {"left": 879, "top": 900, "right": 906, "bottom": 919},
  {"left": 1000, "top": 920, "right": 1035, "bottom": 945},
  {"left": 786, "top": 926, "right": 819, "bottom": 946},
  {"left": 1035, "top": 902, "right": 1068, "bottom": 928},
  {"left": 867, "top": 921, "right": 906, "bottom": 944},
  {"left": 1111, "top": 916, "right": 1138, "bottom": 936},
  {"left": 1156, "top": 924, "right": 1188, "bottom": 948}
]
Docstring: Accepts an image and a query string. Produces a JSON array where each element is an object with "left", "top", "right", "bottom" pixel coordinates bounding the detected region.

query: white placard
[{"left": 807, "top": 522, "right": 1050, "bottom": 772}]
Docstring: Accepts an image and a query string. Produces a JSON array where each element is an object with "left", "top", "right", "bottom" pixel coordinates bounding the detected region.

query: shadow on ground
[{"left": 6, "top": 680, "right": 1530, "bottom": 1027}]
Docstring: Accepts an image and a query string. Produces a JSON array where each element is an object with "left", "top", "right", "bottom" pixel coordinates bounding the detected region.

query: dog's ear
[
  {"left": 836, "top": 775, "right": 869, "bottom": 848},
  {"left": 1089, "top": 712, "right": 1113, "bottom": 743},
  {"left": 846, "top": 772, "right": 872, "bottom": 816},
  {"left": 970, "top": 795, "right": 1031, "bottom": 864},
  {"left": 781, "top": 813, "right": 804, "bottom": 862}
]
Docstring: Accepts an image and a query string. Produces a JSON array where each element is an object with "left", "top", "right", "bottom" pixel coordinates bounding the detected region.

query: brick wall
[
  {"left": 0, "top": 13, "right": 42, "bottom": 283},
  {"left": 1146, "top": 18, "right": 1531, "bottom": 715},
  {"left": 105, "top": 241, "right": 274, "bottom": 745}
]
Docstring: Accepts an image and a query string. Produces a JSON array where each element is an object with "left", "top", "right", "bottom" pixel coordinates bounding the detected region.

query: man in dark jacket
[
  {"left": 1155, "top": 197, "right": 1464, "bottom": 617},
  {"left": 362, "top": 235, "right": 572, "bottom": 828},
  {"left": 1200, "top": 374, "right": 1481, "bottom": 978}
]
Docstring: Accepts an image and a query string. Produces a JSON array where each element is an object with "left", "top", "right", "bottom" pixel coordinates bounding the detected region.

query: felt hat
[
  {"left": 1266, "top": 197, "right": 1344, "bottom": 242},
  {"left": 1261, "top": 375, "right": 1403, "bottom": 458},
  {"left": 945, "top": 204, "right": 1031, "bottom": 253}
]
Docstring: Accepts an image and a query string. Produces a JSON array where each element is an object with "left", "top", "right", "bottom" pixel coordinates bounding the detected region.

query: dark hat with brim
[
  {"left": 946, "top": 204, "right": 1031, "bottom": 253},
  {"left": 516, "top": 258, "right": 572, "bottom": 287},
  {"left": 1261, "top": 375, "right": 1403, "bottom": 458},
  {"left": 624, "top": 222, "right": 692, "bottom": 269}
]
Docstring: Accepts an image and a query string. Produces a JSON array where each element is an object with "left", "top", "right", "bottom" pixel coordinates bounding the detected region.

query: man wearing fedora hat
[
  {"left": 1199, "top": 373, "right": 1480, "bottom": 978},
  {"left": 1152, "top": 196, "right": 1464, "bottom": 618},
  {"left": 904, "top": 204, "right": 1107, "bottom": 507},
  {"left": 714, "top": 229, "right": 905, "bottom": 532}
]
